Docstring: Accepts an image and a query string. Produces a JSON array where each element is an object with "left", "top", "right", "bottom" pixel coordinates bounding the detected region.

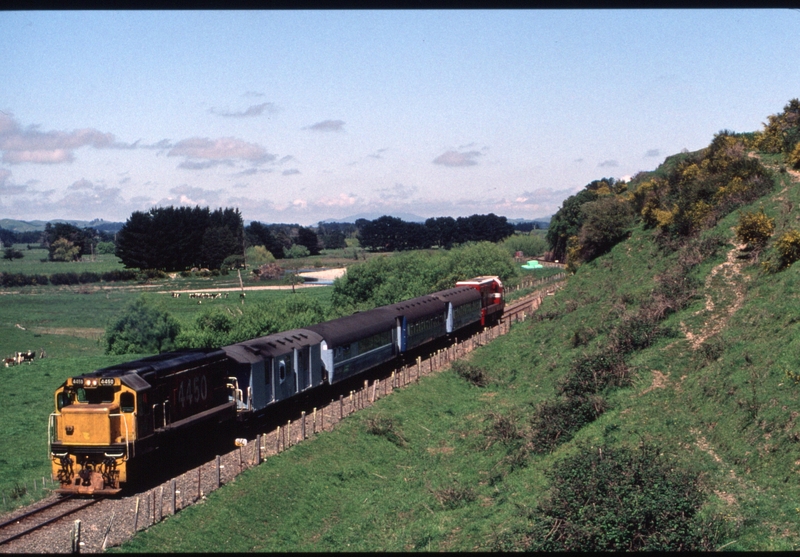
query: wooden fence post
[
  {"left": 339, "top": 394, "right": 344, "bottom": 420},
  {"left": 171, "top": 479, "right": 177, "bottom": 515},
  {"left": 133, "top": 497, "right": 140, "bottom": 532},
  {"left": 301, "top": 412, "right": 306, "bottom": 440},
  {"left": 216, "top": 455, "right": 221, "bottom": 488},
  {"left": 71, "top": 519, "right": 81, "bottom": 554}
]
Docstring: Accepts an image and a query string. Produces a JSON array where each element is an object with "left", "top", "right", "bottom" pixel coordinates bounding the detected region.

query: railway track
[
  {"left": 0, "top": 495, "right": 102, "bottom": 547},
  {"left": 501, "top": 281, "right": 564, "bottom": 324}
]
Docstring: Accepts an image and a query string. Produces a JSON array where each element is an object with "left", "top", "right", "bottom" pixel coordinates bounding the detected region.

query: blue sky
[{"left": 1, "top": 9, "right": 799, "bottom": 225}]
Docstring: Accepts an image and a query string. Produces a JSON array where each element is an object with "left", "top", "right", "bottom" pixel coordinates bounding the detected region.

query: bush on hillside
[
  {"left": 494, "top": 443, "right": 724, "bottom": 551},
  {"left": 734, "top": 207, "right": 775, "bottom": 249},
  {"left": 529, "top": 395, "right": 606, "bottom": 454},
  {"left": 788, "top": 142, "right": 800, "bottom": 170},
  {"left": 766, "top": 229, "right": 800, "bottom": 272},
  {"left": 576, "top": 195, "right": 635, "bottom": 262}
]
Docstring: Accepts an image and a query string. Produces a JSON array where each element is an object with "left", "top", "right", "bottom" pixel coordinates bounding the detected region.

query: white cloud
[
  {"left": 0, "top": 112, "right": 117, "bottom": 165},
  {"left": 209, "top": 102, "right": 279, "bottom": 118},
  {"left": 167, "top": 136, "right": 276, "bottom": 167},
  {"left": 433, "top": 150, "right": 482, "bottom": 167},
  {"left": 306, "top": 120, "right": 346, "bottom": 132}
]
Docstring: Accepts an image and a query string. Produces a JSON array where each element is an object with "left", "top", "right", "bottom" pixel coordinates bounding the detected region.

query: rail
[{"left": 0, "top": 495, "right": 102, "bottom": 546}]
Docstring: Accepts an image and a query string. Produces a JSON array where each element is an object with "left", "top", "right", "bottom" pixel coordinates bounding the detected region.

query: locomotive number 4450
[{"left": 177, "top": 375, "right": 208, "bottom": 408}]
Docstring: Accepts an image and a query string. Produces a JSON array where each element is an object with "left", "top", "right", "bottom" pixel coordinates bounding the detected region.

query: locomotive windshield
[{"left": 75, "top": 386, "right": 116, "bottom": 404}]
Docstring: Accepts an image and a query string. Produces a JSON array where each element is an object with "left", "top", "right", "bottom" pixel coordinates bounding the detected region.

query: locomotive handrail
[
  {"left": 108, "top": 412, "right": 131, "bottom": 460},
  {"left": 47, "top": 413, "right": 58, "bottom": 459}
]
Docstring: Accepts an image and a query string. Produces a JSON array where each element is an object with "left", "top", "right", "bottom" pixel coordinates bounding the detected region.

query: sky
[{"left": 1, "top": 9, "right": 799, "bottom": 226}]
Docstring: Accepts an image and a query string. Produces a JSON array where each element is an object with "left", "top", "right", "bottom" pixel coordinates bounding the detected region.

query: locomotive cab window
[
  {"left": 76, "top": 387, "right": 116, "bottom": 404},
  {"left": 57, "top": 391, "right": 72, "bottom": 410},
  {"left": 120, "top": 392, "right": 135, "bottom": 413}
]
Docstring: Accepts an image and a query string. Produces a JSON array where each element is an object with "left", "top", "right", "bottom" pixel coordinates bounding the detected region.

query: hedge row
[{"left": 1, "top": 269, "right": 139, "bottom": 288}]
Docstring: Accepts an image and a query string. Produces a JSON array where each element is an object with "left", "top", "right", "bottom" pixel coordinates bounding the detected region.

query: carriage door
[
  {"left": 273, "top": 353, "right": 297, "bottom": 402},
  {"left": 296, "top": 347, "right": 311, "bottom": 392}
]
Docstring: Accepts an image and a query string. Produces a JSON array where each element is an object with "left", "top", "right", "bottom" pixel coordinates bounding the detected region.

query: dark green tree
[
  {"left": 577, "top": 195, "right": 635, "bottom": 261},
  {"left": 296, "top": 226, "right": 321, "bottom": 255},
  {"left": 44, "top": 222, "right": 96, "bottom": 261},
  {"left": 425, "top": 216, "right": 457, "bottom": 248}
]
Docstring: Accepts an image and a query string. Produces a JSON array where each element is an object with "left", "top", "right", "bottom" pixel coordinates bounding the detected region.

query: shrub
[
  {"left": 451, "top": 360, "right": 489, "bottom": 387},
  {"left": 78, "top": 271, "right": 101, "bottom": 284},
  {"left": 245, "top": 245, "right": 275, "bottom": 267},
  {"left": 101, "top": 269, "right": 137, "bottom": 282},
  {"left": 283, "top": 244, "right": 310, "bottom": 259},
  {"left": 763, "top": 229, "right": 800, "bottom": 272},
  {"left": 734, "top": 207, "right": 774, "bottom": 248},
  {"left": 49, "top": 272, "right": 80, "bottom": 285},
  {"left": 789, "top": 142, "right": 800, "bottom": 170},
  {"left": 509, "top": 443, "right": 724, "bottom": 551},
  {"left": 1, "top": 272, "right": 46, "bottom": 287},
  {"left": 96, "top": 241, "right": 116, "bottom": 254},
  {"left": 529, "top": 395, "right": 607, "bottom": 453},
  {"left": 104, "top": 298, "right": 181, "bottom": 355},
  {"left": 558, "top": 350, "right": 630, "bottom": 397},
  {"left": 577, "top": 195, "right": 634, "bottom": 262},
  {"left": 366, "top": 416, "right": 407, "bottom": 447},
  {"left": 137, "top": 269, "right": 167, "bottom": 280},
  {"left": 433, "top": 483, "right": 476, "bottom": 510},
  {"left": 2, "top": 247, "right": 24, "bottom": 260}
]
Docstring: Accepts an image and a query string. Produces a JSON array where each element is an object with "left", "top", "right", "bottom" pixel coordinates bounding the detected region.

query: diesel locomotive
[{"left": 48, "top": 276, "right": 504, "bottom": 495}]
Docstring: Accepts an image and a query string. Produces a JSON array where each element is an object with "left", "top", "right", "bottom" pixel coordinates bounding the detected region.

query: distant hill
[
  {"left": 319, "top": 214, "right": 552, "bottom": 226},
  {"left": 0, "top": 218, "right": 124, "bottom": 233},
  {"left": 318, "top": 212, "right": 427, "bottom": 224}
]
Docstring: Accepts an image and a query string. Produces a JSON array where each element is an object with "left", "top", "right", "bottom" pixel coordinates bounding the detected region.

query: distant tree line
[
  {"left": 0, "top": 222, "right": 115, "bottom": 261},
  {"left": 355, "top": 213, "right": 515, "bottom": 252}
]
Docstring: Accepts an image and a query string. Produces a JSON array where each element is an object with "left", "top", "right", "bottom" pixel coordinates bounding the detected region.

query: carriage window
[
  {"left": 120, "top": 392, "right": 135, "bottom": 413},
  {"left": 278, "top": 360, "right": 286, "bottom": 383}
]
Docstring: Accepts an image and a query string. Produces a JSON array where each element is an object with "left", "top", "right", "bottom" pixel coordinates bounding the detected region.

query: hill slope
[{"left": 117, "top": 107, "right": 800, "bottom": 552}]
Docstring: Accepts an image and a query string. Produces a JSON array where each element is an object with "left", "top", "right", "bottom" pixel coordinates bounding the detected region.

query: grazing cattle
[
  {"left": 3, "top": 357, "right": 15, "bottom": 368},
  {"left": 21, "top": 350, "right": 35, "bottom": 363}
]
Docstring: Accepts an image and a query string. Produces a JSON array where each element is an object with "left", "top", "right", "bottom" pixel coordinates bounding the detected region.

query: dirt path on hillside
[{"left": 681, "top": 239, "right": 749, "bottom": 349}]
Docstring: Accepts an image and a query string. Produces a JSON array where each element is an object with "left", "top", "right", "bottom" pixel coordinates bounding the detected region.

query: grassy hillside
[{"left": 115, "top": 121, "right": 800, "bottom": 550}]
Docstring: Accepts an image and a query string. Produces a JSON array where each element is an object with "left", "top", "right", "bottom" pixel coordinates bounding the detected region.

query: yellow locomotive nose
[{"left": 59, "top": 403, "right": 121, "bottom": 445}]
